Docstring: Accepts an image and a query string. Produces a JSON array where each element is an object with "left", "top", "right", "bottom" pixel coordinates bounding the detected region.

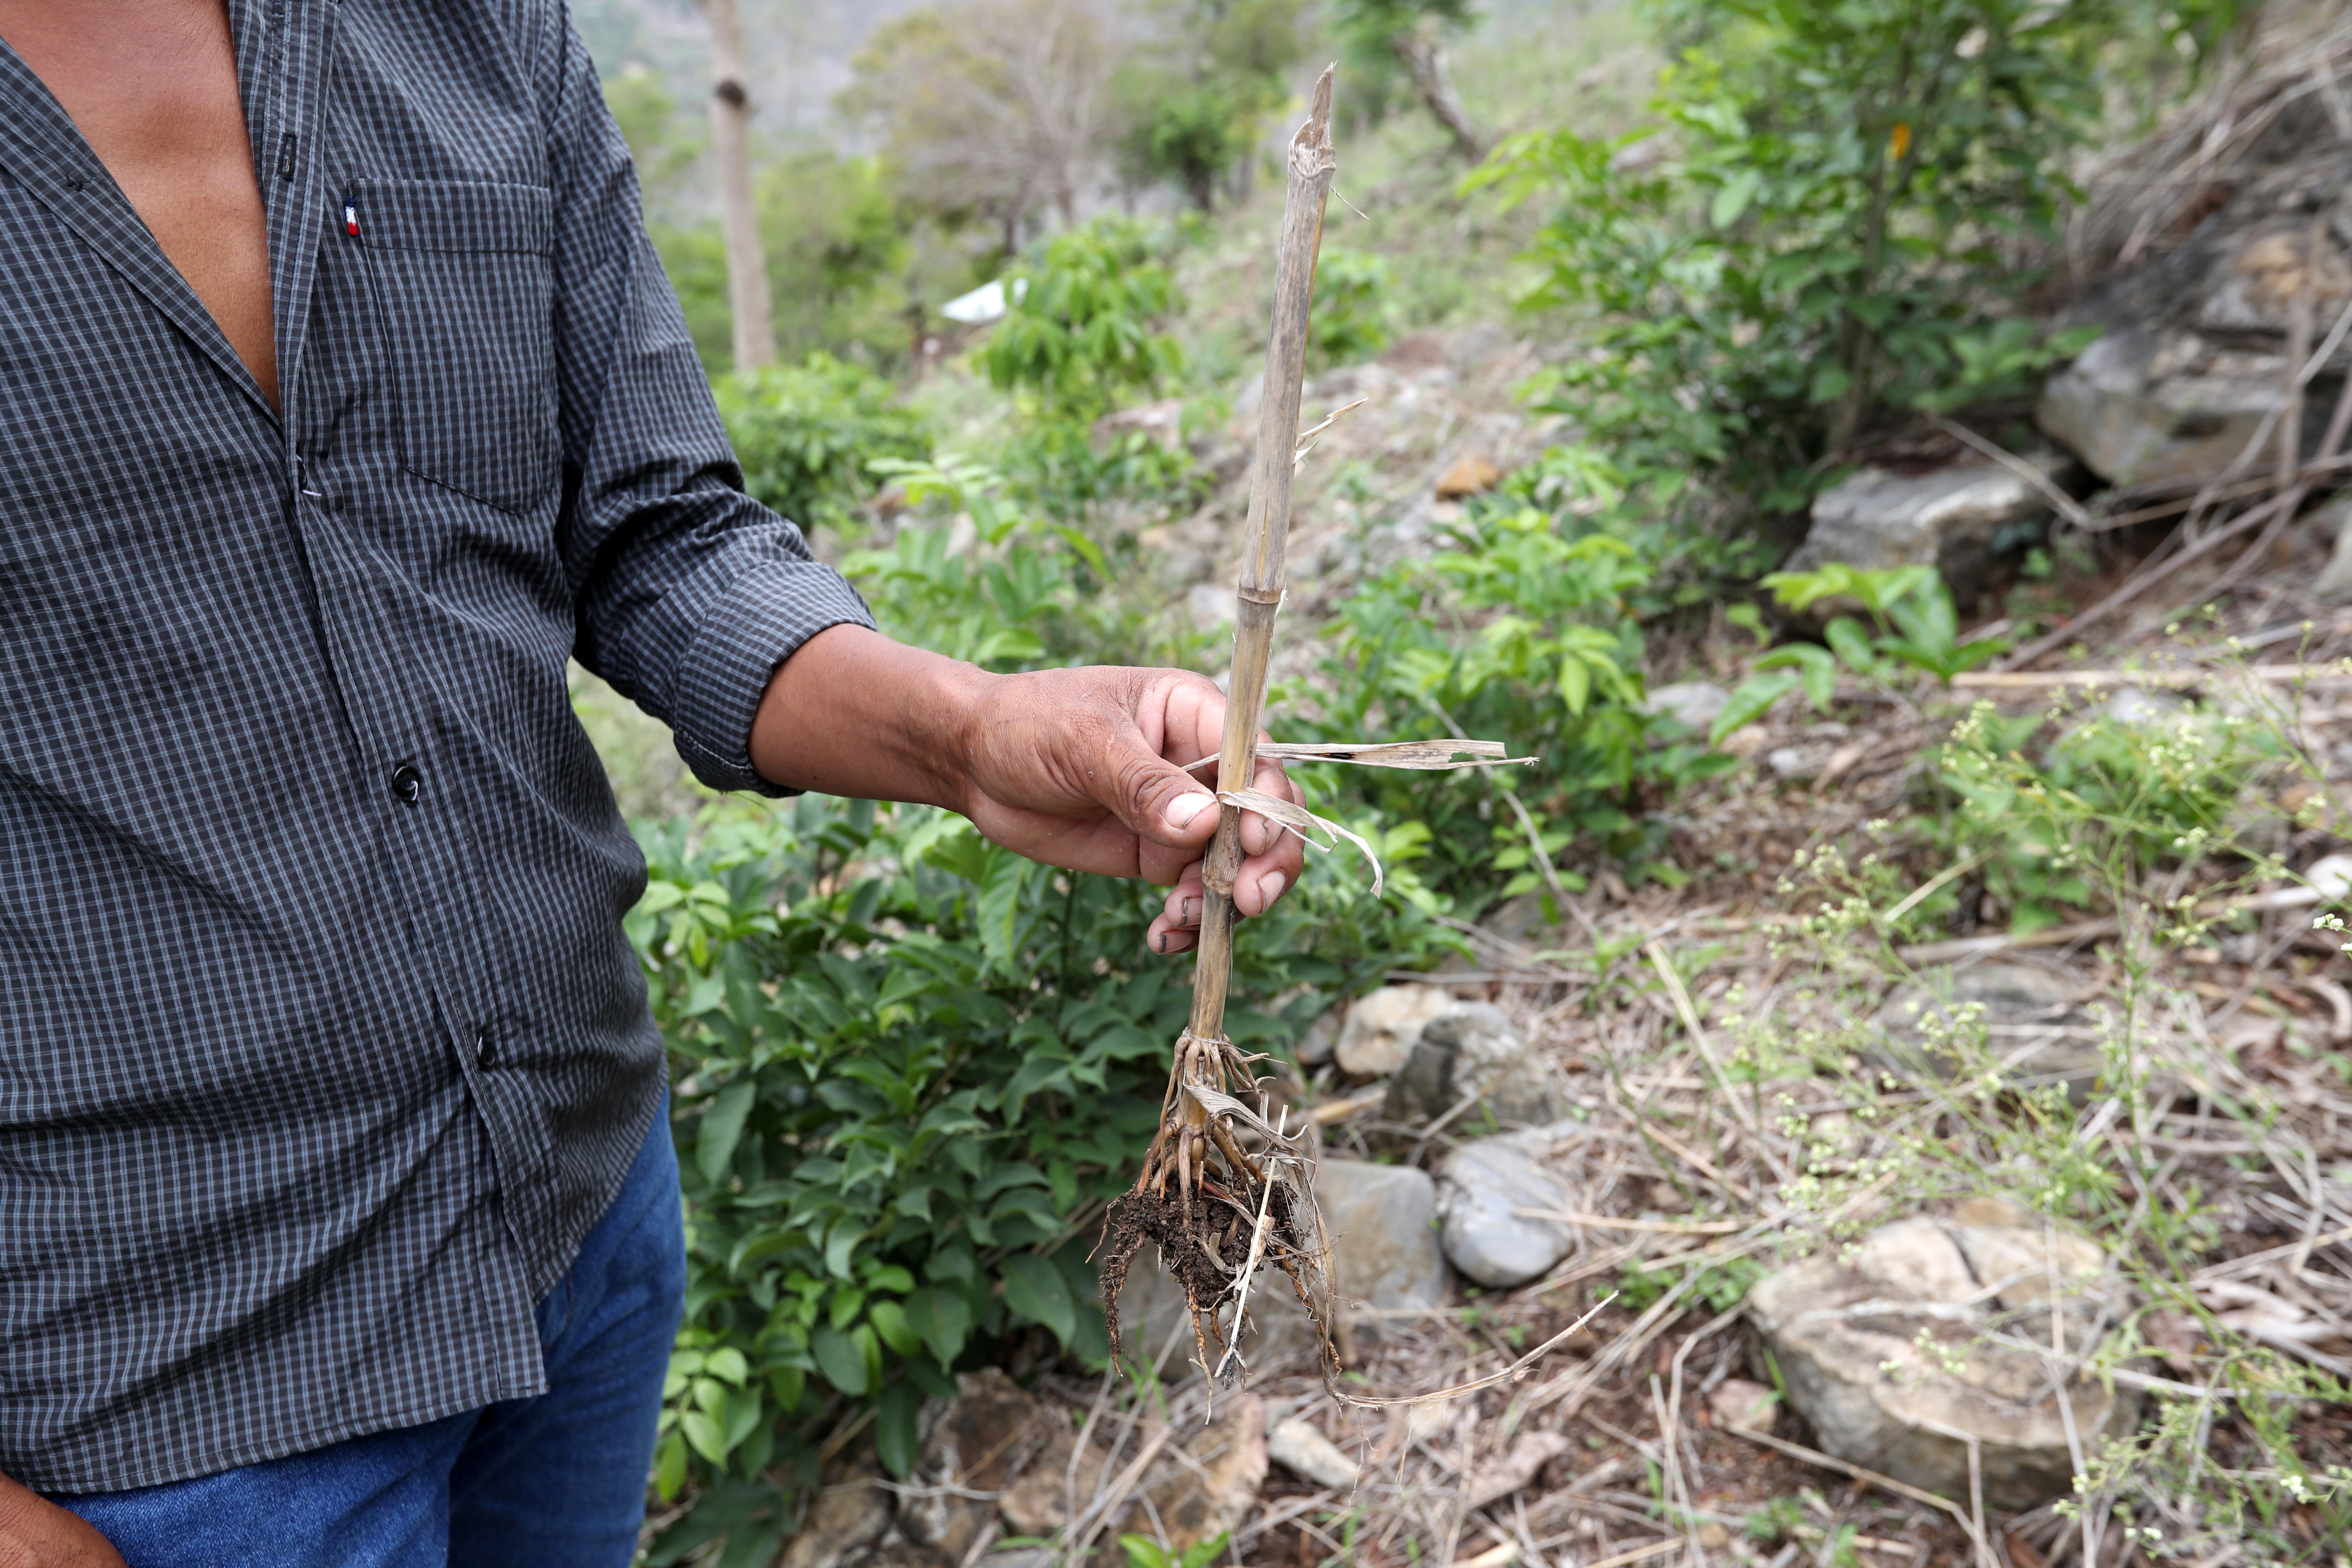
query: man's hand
[
  {"left": 0, "top": 1475, "right": 124, "bottom": 1567},
  {"left": 748, "top": 625, "right": 1304, "bottom": 956}
]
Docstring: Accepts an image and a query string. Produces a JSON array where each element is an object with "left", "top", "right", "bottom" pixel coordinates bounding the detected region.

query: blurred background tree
[
  {"left": 1330, "top": 0, "right": 1485, "bottom": 158},
  {"left": 845, "top": 0, "right": 1117, "bottom": 252},
  {"left": 1109, "top": 0, "right": 1309, "bottom": 212}
]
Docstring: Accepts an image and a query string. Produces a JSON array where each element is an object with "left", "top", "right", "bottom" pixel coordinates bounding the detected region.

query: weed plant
[
  {"left": 1289, "top": 496, "right": 1735, "bottom": 907},
  {"left": 1717, "top": 651, "right": 2352, "bottom": 1554}
]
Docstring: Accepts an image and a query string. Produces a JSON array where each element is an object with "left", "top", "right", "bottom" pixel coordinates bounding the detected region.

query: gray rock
[
  {"left": 1748, "top": 1199, "right": 2137, "bottom": 1511},
  {"left": 1436, "top": 1136, "right": 1573, "bottom": 1288},
  {"left": 2312, "top": 496, "right": 2352, "bottom": 603},
  {"left": 1318, "top": 1158, "right": 1449, "bottom": 1313},
  {"left": 1871, "top": 962, "right": 2101, "bottom": 1102},
  {"left": 1782, "top": 455, "right": 2070, "bottom": 609},
  {"left": 1385, "top": 1003, "right": 1557, "bottom": 1131},
  {"left": 993, "top": 1379, "right": 1263, "bottom": 1558},
  {"left": 903, "top": 1369, "right": 1048, "bottom": 1559},
  {"left": 1479, "top": 891, "right": 1563, "bottom": 946},
  {"left": 2037, "top": 164, "right": 2352, "bottom": 487},
  {"left": 780, "top": 1449, "right": 891, "bottom": 1568},
  {"left": 2038, "top": 328, "right": 2306, "bottom": 487},
  {"left": 1268, "top": 1416, "right": 1362, "bottom": 1490},
  {"left": 1295, "top": 1009, "right": 1340, "bottom": 1067},
  {"left": 1187, "top": 581, "right": 1236, "bottom": 629},
  {"left": 1334, "top": 985, "right": 1455, "bottom": 1078},
  {"left": 1645, "top": 680, "right": 1730, "bottom": 736}
]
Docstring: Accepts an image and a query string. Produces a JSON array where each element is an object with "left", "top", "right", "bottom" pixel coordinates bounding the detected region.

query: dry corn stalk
[{"left": 1099, "top": 68, "right": 1514, "bottom": 1394}]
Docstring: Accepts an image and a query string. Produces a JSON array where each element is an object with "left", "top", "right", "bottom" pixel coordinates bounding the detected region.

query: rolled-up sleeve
[{"left": 536, "top": 6, "right": 874, "bottom": 795}]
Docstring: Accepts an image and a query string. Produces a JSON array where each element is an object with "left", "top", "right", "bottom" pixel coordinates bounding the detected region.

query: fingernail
[
  {"left": 1164, "top": 793, "right": 1213, "bottom": 830},
  {"left": 1259, "top": 873, "right": 1287, "bottom": 906},
  {"left": 1156, "top": 931, "right": 1167, "bottom": 953},
  {"left": 1182, "top": 898, "right": 1200, "bottom": 925}
]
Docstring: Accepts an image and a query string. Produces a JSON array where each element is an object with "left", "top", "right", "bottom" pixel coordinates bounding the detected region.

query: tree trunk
[
  {"left": 1391, "top": 24, "right": 1483, "bottom": 162},
  {"left": 705, "top": 0, "right": 775, "bottom": 372}
]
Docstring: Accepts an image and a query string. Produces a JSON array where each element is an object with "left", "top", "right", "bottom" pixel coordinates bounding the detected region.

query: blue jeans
[{"left": 55, "top": 1103, "right": 686, "bottom": 1568}]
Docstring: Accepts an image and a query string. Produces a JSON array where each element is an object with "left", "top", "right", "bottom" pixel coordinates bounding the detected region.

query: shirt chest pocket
[{"left": 353, "top": 178, "right": 558, "bottom": 513}]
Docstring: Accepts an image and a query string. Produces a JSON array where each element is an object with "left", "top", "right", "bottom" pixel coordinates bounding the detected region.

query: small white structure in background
[{"left": 939, "top": 276, "right": 1026, "bottom": 325}]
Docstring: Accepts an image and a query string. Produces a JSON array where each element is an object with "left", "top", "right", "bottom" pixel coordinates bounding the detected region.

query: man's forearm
[{"left": 747, "top": 624, "right": 988, "bottom": 809}]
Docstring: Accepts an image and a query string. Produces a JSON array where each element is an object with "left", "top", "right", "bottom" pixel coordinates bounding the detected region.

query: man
[{"left": 0, "top": 3, "right": 1300, "bottom": 1564}]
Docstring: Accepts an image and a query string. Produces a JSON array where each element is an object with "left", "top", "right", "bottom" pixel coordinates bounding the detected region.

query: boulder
[
  {"left": 1334, "top": 985, "right": 1456, "bottom": 1077},
  {"left": 1746, "top": 1199, "right": 2137, "bottom": 1511},
  {"left": 1385, "top": 1003, "right": 1558, "bottom": 1131},
  {"left": 2039, "top": 154, "right": 2352, "bottom": 487},
  {"left": 1781, "top": 454, "right": 2070, "bottom": 608},
  {"left": 1436, "top": 1127, "right": 1578, "bottom": 1288},
  {"left": 2038, "top": 328, "right": 2321, "bottom": 487},
  {"left": 1871, "top": 963, "right": 2101, "bottom": 1103}
]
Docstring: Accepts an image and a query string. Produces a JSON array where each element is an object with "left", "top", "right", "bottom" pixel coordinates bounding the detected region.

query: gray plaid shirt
[{"left": 0, "top": 0, "right": 872, "bottom": 1491}]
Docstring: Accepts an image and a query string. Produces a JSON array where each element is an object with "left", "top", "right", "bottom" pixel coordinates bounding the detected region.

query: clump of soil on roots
[{"left": 1100, "top": 1165, "right": 1336, "bottom": 1387}]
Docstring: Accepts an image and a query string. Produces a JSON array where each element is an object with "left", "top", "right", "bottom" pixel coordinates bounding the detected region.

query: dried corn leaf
[
  {"left": 1254, "top": 739, "right": 1531, "bottom": 769},
  {"left": 1217, "top": 787, "right": 1385, "bottom": 897}
]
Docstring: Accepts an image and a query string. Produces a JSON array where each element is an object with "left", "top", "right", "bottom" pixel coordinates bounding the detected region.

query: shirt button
[
  {"left": 474, "top": 1026, "right": 496, "bottom": 1068},
  {"left": 389, "top": 763, "right": 423, "bottom": 805}
]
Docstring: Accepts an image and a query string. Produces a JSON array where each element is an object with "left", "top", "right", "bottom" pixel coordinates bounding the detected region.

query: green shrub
[
  {"left": 975, "top": 218, "right": 1200, "bottom": 512},
  {"left": 842, "top": 454, "right": 1208, "bottom": 674},
  {"left": 1710, "top": 563, "right": 2008, "bottom": 742},
  {"left": 635, "top": 788, "right": 1455, "bottom": 1528},
  {"left": 713, "top": 354, "right": 932, "bottom": 538},
  {"left": 1473, "top": 0, "right": 2224, "bottom": 518},
  {"left": 1113, "top": 0, "right": 1307, "bottom": 212},
  {"left": 1932, "top": 698, "right": 2288, "bottom": 935},
  {"left": 979, "top": 219, "right": 1184, "bottom": 423},
  {"left": 1292, "top": 502, "right": 1734, "bottom": 906},
  {"left": 1309, "top": 248, "right": 1395, "bottom": 369}
]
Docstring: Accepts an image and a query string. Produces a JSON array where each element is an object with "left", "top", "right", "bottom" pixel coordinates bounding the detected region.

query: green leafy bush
[
  {"left": 1474, "top": 0, "right": 2217, "bottom": 517},
  {"left": 1711, "top": 563, "right": 2008, "bottom": 741},
  {"left": 1308, "top": 248, "right": 1395, "bottom": 369},
  {"left": 1932, "top": 698, "right": 2287, "bottom": 934},
  {"left": 1293, "top": 502, "right": 1734, "bottom": 904},
  {"left": 843, "top": 454, "right": 1208, "bottom": 674},
  {"left": 635, "top": 788, "right": 1453, "bottom": 1524},
  {"left": 973, "top": 217, "right": 1198, "bottom": 511},
  {"left": 980, "top": 219, "right": 1184, "bottom": 423},
  {"left": 714, "top": 354, "right": 933, "bottom": 536}
]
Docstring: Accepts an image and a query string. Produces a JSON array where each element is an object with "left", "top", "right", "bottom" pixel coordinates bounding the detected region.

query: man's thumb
[{"left": 1106, "top": 732, "right": 1217, "bottom": 846}]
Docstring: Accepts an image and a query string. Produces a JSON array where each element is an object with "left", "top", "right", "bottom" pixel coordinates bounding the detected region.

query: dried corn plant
[{"left": 1098, "top": 70, "right": 1519, "bottom": 1394}]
